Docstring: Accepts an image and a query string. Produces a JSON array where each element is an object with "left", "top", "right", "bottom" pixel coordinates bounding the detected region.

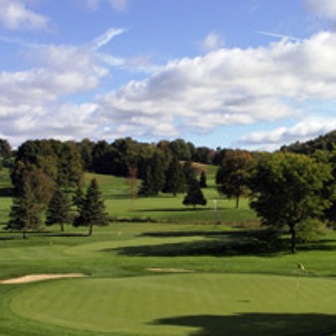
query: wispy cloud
[
  {"left": 90, "top": 27, "right": 125, "bottom": 51},
  {"left": 85, "top": 0, "right": 129, "bottom": 12},
  {"left": 0, "top": 0, "right": 49, "bottom": 31},
  {"left": 256, "top": 31, "right": 301, "bottom": 42},
  {"left": 200, "top": 33, "right": 225, "bottom": 52}
]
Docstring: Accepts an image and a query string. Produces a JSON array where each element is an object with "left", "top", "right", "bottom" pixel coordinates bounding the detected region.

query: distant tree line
[{"left": 2, "top": 130, "right": 336, "bottom": 253}]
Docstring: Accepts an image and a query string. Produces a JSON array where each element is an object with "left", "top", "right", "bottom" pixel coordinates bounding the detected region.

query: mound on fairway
[{"left": 9, "top": 273, "right": 336, "bottom": 336}]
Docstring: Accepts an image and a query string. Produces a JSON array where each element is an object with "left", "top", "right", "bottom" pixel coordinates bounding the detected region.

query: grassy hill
[{"left": 1, "top": 166, "right": 336, "bottom": 335}]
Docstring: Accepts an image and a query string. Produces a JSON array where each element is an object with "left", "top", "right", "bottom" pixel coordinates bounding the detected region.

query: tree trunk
[
  {"left": 235, "top": 195, "right": 240, "bottom": 209},
  {"left": 289, "top": 224, "right": 296, "bottom": 254},
  {"left": 60, "top": 223, "right": 64, "bottom": 232},
  {"left": 22, "top": 230, "right": 27, "bottom": 239},
  {"left": 88, "top": 224, "right": 93, "bottom": 236}
]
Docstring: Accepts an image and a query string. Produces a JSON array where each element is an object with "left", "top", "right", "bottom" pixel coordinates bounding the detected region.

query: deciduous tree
[
  {"left": 249, "top": 152, "right": 332, "bottom": 253},
  {"left": 216, "top": 150, "right": 253, "bottom": 208}
]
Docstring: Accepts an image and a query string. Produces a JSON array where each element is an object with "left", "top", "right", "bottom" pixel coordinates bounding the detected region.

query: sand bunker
[
  {"left": 146, "top": 268, "right": 194, "bottom": 273},
  {"left": 0, "top": 273, "right": 86, "bottom": 284}
]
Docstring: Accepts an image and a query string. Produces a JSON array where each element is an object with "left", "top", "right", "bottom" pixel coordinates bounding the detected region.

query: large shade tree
[
  {"left": 216, "top": 150, "right": 253, "bottom": 209},
  {"left": 249, "top": 152, "right": 332, "bottom": 253}
]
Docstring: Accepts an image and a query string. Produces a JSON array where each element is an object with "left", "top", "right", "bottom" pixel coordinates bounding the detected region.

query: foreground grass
[
  {"left": 1, "top": 223, "right": 336, "bottom": 335},
  {"left": 8, "top": 274, "right": 336, "bottom": 336}
]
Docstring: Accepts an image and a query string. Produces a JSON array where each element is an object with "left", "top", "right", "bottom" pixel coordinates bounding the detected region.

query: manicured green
[{"left": 9, "top": 274, "right": 336, "bottom": 335}]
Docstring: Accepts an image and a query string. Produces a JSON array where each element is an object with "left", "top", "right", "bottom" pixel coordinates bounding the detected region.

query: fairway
[{"left": 9, "top": 273, "right": 336, "bottom": 335}]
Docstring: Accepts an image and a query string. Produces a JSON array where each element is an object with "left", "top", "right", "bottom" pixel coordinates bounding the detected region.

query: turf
[
  {"left": 8, "top": 274, "right": 336, "bottom": 336},
  {"left": 1, "top": 169, "right": 336, "bottom": 335}
]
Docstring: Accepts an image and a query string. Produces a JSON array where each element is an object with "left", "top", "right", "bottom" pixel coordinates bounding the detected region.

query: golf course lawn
[
  {"left": 6, "top": 273, "right": 336, "bottom": 336},
  {"left": 1, "top": 171, "right": 336, "bottom": 335}
]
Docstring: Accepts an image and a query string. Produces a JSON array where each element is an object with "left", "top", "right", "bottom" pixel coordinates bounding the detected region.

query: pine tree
[
  {"left": 138, "top": 152, "right": 166, "bottom": 196},
  {"left": 183, "top": 160, "right": 196, "bottom": 184},
  {"left": 7, "top": 183, "right": 42, "bottom": 238},
  {"left": 199, "top": 171, "right": 207, "bottom": 188},
  {"left": 138, "top": 166, "right": 156, "bottom": 196},
  {"left": 73, "top": 184, "right": 84, "bottom": 208},
  {"left": 46, "top": 187, "right": 71, "bottom": 232},
  {"left": 163, "top": 155, "right": 186, "bottom": 196},
  {"left": 73, "top": 179, "right": 109, "bottom": 236},
  {"left": 183, "top": 178, "right": 207, "bottom": 209}
]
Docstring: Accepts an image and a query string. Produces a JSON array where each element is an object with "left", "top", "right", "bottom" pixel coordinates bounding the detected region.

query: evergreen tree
[
  {"left": 138, "top": 165, "right": 156, "bottom": 196},
  {"left": 183, "top": 160, "right": 196, "bottom": 184},
  {"left": 73, "top": 184, "right": 85, "bottom": 208},
  {"left": 74, "top": 179, "right": 109, "bottom": 236},
  {"left": 163, "top": 155, "right": 186, "bottom": 196},
  {"left": 46, "top": 187, "right": 71, "bottom": 232},
  {"left": 138, "top": 152, "right": 166, "bottom": 196},
  {"left": 7, "top": 183, "right": 42, "bottom": 238},
  {"left": 151, "top": 152, "right": 166, "bottom": 194},
  {"left": 183, "top": 178, "right": 207, "bottom": 209},
  {"left": 199, "top": 171, "right": 207, "bottom": 188}
]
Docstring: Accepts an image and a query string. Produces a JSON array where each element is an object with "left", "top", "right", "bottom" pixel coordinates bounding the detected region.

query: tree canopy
[
  {"left": 249, "top": 152, "right": 332, "bottom": 253},
  {"left": 216, "top": 150, "right": 253, "bottom": 208}
]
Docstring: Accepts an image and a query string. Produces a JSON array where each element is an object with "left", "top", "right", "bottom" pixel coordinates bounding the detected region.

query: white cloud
[
  {"left": 237, "top": 117, "right": 336, "bottom": 150},
  {"left": 91, "top": 27, "right": 125, "bottom": 51},
  {"left": 108, "top": 0, "right": 128, "bottom": 11},
  {"left": 4, "top": 27, "right": 336, "bottom": 148},
  {"left": 201, "top": 33, "right": 225, "bottom": 52},
  {"left": 93, "top": 31, "right": 336, "bottom": 141},
  {"left": 305, "top": 0, "right": 336, "bottom": 20},
  {"left": 85, "top": 0, "right": 129, "bottom": 11},
  {"left": 0, "top": 0, "right": 49, "bottom": 30}
]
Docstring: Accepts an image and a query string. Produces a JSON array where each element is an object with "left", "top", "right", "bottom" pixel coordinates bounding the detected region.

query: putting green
[{"left": 10, "top": 274, "right": 336, "bottom": 335}]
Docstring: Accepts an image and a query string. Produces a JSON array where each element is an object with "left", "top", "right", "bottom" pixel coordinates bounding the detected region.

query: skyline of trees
[{"left": 3, "top": 131, "right": 336, "bottom": 251}]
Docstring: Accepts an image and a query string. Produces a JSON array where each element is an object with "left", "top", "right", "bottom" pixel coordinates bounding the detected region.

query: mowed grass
[
  {"left": 0, "top": 168, "right": 336, "bottom": 335},
  {"left": 9, "top": 274, "right": 336, "bottom": 336},
  {"left": 84, "top": 170, "right": 257, "bottom": 224}
]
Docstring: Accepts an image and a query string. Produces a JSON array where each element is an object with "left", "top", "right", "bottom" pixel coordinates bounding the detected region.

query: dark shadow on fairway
[
  {"left": 109, "top": 230, "right": 286, "bottom": 257},
  {"left": 151, "top": 313, "right": 336, "bottom": 336},
  {"left": 0, "top": 187, "right": 14, "bottom": 197},
  {"left": 136, "top": 207, "right": 210, "bottom": 213},
  {"left": 140, "top": 230, "right": 254, "bottom": 238},
  {"left": 38, "top": 233, "right": 88, "bottom": 237}
]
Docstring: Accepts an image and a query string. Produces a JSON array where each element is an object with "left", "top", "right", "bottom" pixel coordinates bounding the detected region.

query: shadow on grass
[
  {"left": 109, "top": 229, "right": 288, "bottom": 257},
  {"left": 110, "top": 228, "right": 336, "bottom": 257},
  {"left": 0, "top": 187, "right": 13, "bottom": 197},
  {"left": 37, "top": 232, "right": 87, "bottom": 238},
  {"left": 151, "top": 313, "right": 336, "bottom": 336},
  {"left": 136, "top": 207, "right": 210, "bottom": 213}
]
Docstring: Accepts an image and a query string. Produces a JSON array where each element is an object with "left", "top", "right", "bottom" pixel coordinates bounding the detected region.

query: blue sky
[{"left": 1, "top": 0, "right": 336, "bottom": 150}]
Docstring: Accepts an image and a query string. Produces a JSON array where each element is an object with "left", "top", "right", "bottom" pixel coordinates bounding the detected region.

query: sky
[{"left": 1, "top": 0, "right": 336, "bottom": 150}]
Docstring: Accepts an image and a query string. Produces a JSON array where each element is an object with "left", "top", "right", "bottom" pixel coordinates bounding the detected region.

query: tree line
[{"left": 2, "top": 132, "right": 336, "bottom": 253}]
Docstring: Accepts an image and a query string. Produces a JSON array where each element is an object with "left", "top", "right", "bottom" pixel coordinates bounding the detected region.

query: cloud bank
[{"left": 2, "top": 14, "right": 336, "bottom": 149}]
